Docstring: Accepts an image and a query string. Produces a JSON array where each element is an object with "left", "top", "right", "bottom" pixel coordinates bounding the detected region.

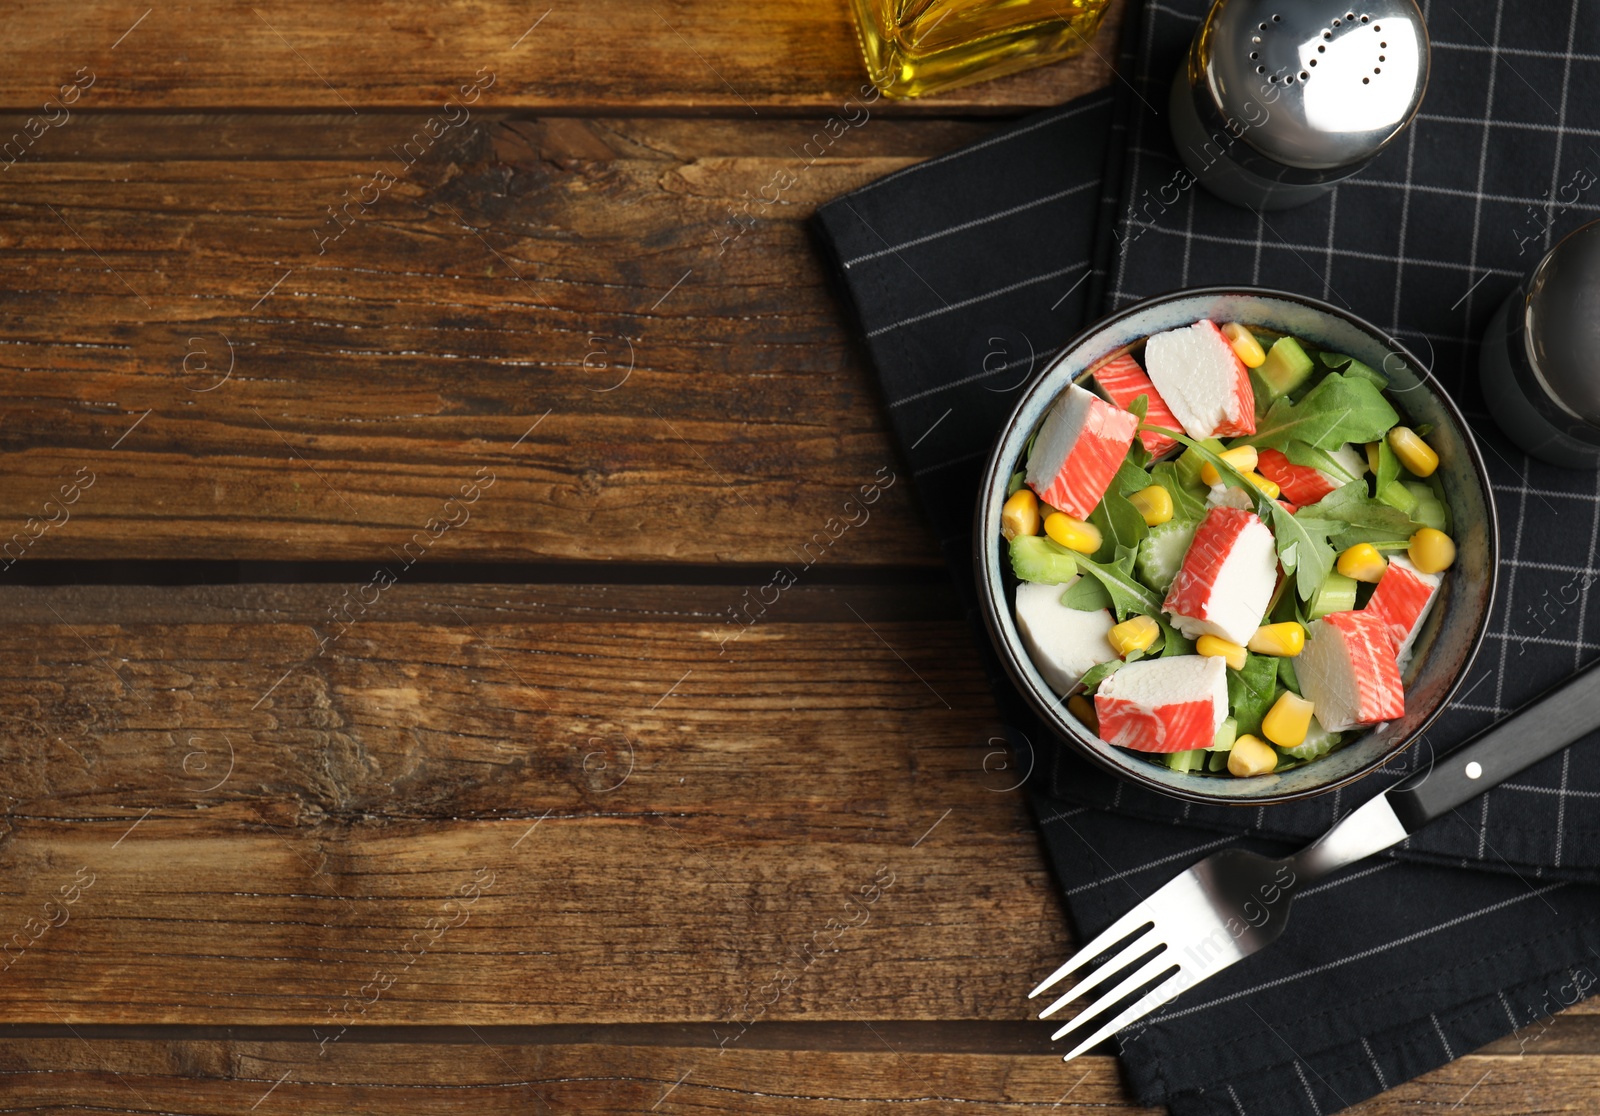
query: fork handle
[{"left": 1386, "top": 657, "right": 1600, "bottom": 831}]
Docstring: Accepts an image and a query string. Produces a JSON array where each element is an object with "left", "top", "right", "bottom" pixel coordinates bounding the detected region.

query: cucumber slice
[
  {"left": 1165, "top": 748, "right": 1206, "bottom": 772},
  {"left": 1135, "top": 519, "right": 1198, "bottom": 595},
  {"left": 1256, "top": 336, "right": 1315, "bottom": 401},
  {"left": 1209, "top": 717, "right": 1238, "bottom": 751},
  {"left": 1308, "top": 571, "right": 1358, "bottom": 619},
  {"left": 1276, "top": 717, "right": 1343, "bottom": 762}
]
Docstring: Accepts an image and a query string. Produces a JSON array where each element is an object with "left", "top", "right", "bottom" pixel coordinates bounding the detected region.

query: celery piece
[
  {"left": 1165, "top": 748, "right": 1206, "bottom": 772},
  {"left": 1209, "top": 717, "right": 1238, "bottom": 751},
  {"left": 1009, "top": 535, "right": 1078, "bottom": 584},
  {"left": 1405, "top": 482, "right": 1448, "bottom": 532},
  {"left": 1376, "top": 479, "right": 1418, "bottom": 516},
  {"left": 1207, "top": 749, "right": 1232, "bottom": 772},
  {"left": 1257, "top": 336, "right": 1315, "bottom": 401},
  {"left": 1308, "top": 571, "right": 1358, "bottom": 619}
]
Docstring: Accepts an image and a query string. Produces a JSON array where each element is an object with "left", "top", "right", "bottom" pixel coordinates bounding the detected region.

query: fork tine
[
  {"left": 1055, "top": 968, "right": 1189, "bottom": 1064},
  {"left": 1047, "top": 948, "right": 1176, "bottom": 1039},
  {"left": 1027, "top": 907, "right": 1157, "bottom": 999},
  {"left": 1036, "top": 933, "right": 1163, "bottom": 1020}
]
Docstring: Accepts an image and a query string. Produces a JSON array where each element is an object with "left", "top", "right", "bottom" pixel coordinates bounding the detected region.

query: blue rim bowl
[{"left": 974, "top": 287, "right": 1498, "bottom": 805}]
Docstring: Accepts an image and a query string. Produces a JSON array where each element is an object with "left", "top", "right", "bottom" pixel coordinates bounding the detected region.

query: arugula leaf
[
  {"left": 1242, "top": 373, "right": 1399, "bottom": 452},
  {"left": 1302, "top": 481, "right": 1414, "bottom": 549},
  {"left": 1059, "top": 577, "right": 1113, "bottom": 612},
  {"left": 1126, "top": 393, "right": 1150, "bottom": 422},
  {"left": 1077, "top": 658, "right": 1127, "bottom": 694},
  {"left": 1149, "top": 461, "right": 1207, "bottom": 523},
  {"left": 1160, "top": 628, "right": 1196, "bottom": 657},
  {"left": 1145, "top": 425, "right": 1336, "bottom": 601},
  {"left": 1376, "top": 435, "right": 1399, "bottom": 492},
  {"left": 1071, "top": 548, "right": 1166, "bottom": 621},
  {"left": 1114, "top": 456, "right": 1152, "bottom": 497},
  {"left": 1088, "top": 486, "right": 1149, "bottom": 562},
  {"left": 1317, "top": 350, "right": 1388, "bottom": 390},
  {"left": 1277, "top": 655, "right": 1301, "bottom": 695},
  {"left": 1227, "top": 653, "right": 1282, "bottom": 737},
  {"left": 1006, "top": 470, "right": 1026, "bottom": 496},
  {"left": 1284, "top": 440, "right": 1363, "bottom": 485}
]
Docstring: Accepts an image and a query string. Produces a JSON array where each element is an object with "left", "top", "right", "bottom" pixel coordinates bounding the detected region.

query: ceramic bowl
[{"left": 974, "top": 287, "right": 1497, "bottom": 805}]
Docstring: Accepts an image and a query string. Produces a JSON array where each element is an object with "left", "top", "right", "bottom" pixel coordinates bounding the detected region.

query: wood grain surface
[
  {"left": 0, "top": 0, "right": 1124, "bottom": 115},
  {"left": 0, "top": 1, "right": 1592, "bottom": 1112},
  {"left": 0, "top": 114, "right": 981, "bottom": 564}
]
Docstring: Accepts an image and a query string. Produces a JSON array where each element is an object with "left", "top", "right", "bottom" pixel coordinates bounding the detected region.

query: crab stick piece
[
  {"left": 1091, "top": 352, "right": 1184, "bottom": 456},
  {"left": 1256, "top": 445, "right": 1365, "bottom": 506},
  {"left": 1094, "top": 655, "right": 1229, "bottom": 753},
  {"left": 1143, "top": 319, "right": 1257, "bottom": 440},
  {"left": 1162, "top": 506, "right": 1279, "bottom": 646},
  {"left": 1014, "top": 580, "right": 1119, "bottom": 696},
  {"left": 1297, "top": 610, "right": 1405, "bottom": 731},
  {"left": 1025, "top": 384, "right": 1140, "bottom": 520},
  {"left": 1364, "top": 555, "right": 1442, "bottom": 662}
]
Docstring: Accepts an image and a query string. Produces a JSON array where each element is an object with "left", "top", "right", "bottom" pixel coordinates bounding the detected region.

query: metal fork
[{"left": 1030, "top": 658, "right": 1600, "bottom": 1062}]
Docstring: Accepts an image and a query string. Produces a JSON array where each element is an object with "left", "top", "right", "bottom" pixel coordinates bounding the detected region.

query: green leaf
[
  {"left": 1227, "top": 653, "right": 1281, "bottom": 737},
  {"left": 1277, "top": 655, "right": 1301, "bottom": 695},
  {"left": 1241, "top": 373, "right": 1399, "bottom": 452},
  {"left": 1160, "top": 628, "right": 1196, "bottom": 657},
  {"left": 1059, "top": 577, "right": 1113, "bottom": 612},
  {"left": 1148, "top": 461, "right": 1207, "bottom": 524},
  {"left": 1318, "top": 349, "right": 1388, "bottom": 390},
  {"left": 1114, "top": 456, "right": 1152, "bottom": 497},
  {"left": 1088, "top": 486, "right": 1149, "bottom": 563},
  {"left": 1077, "top": 658, "right": 1127, "bottom": 694},
  {"left": 1284, "top": 440, "right": 1363, "bottom": 485},
  {"left": 1376, "top": 435, "right": 1399, "bottom": 493},
  {"left": 1126, "top": 393, "right": 1150, "bottom": 422},
  {"left": 1302, "top": 481, "right": 1415, "bottom": 550},
  {"left": 1070, "top": 549, "right": 1166, "bottom": 621},
  {"left": 1145, "top": 425, "right": 1335, "bottom": 601},
  {"left": 1006, "top": 470, "right": 1026, "bottom": 496}
]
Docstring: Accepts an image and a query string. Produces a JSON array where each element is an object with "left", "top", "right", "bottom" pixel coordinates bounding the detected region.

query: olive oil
[{"left": 848, "top": 0, "right": 1114, "bottom": 99}]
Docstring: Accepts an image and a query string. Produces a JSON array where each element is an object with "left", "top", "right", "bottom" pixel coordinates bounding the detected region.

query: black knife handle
[{"left": 1386, "top": 658, "right": 1600, "bottom": 833}]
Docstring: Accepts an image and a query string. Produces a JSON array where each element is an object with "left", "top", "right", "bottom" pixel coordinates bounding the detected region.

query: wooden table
[{"left": 0, "top": 3, "right": 1589, "bottom": 1111}]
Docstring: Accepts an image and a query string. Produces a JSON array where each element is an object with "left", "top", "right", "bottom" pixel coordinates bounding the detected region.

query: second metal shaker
[{"left": 1169, "top": 0, "right": 1430, "bottom": 210}]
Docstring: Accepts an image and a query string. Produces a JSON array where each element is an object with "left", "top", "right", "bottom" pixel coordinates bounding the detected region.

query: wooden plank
[
  {"left": 1, "top": 0, "right": 1125, "bottom": 115},
  {"left": 0, "top": 582, "right": 1069, "bottom": 1023},
  {"left": 0, "top": 114, "right": 1019, "bottom": 564},
  {"left": 0, "top": 1039, "right": 1594, "bottom": 1114}
]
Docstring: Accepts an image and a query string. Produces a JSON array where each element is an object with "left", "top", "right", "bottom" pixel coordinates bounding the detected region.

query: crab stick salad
[{"left": 1000, "top": 321, "right": 1455, "bottom": 778}]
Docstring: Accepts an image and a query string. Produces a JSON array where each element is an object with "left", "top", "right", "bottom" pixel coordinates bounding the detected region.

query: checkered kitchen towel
[{"left": 813, "top": 1, "right": 1600, "bottom": 1112}]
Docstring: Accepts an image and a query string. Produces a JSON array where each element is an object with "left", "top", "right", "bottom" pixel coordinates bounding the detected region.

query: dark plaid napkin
[{"left": 813, "top": 1, "right": 1600, "bottom": 1112}]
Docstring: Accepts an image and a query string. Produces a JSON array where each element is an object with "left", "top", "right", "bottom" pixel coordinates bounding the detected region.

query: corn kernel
[
  {"left": 1242, "top": 471, "right": 1280, "bottom": 499},
  {"left": 1043, "top": 512, "right": 1102, "bottom": 554},
  {"left": 1221, "top": 322, "right": 1267, "bottom": 368},
  {"left": 1408, "top": 527, "right": 1456, "bottom": 574},
  {"left": 1128, "top": 485, "right": 1174, "bottom": 526},
  {"left": 1108, "top": 615, "right": 1161, "bottom": 658},
  {"left": 1388, "top": 427, "right": 1439, "bottom": 477},
  {"left": 1365, "top": 441, "right": 1381, "bottom": 475},
  {"left": 1196, "top": 634, "right": 1248, "bottom": 671},
  {"left": 1262, "top": 692, "right": 1315, "bottom": 748},
  {"left": 1001, "top": 488, "right": 1041, "bottom": 541},
  {"left": 1248, "top": 622, "right": 1306, "bottom": 657},
  {"left": 1336, "top": 542, "right": 1387, "bottom": 583},
  {"left": 1067, "top": 694, "right": 1099, "bottom": 735},
  {"left": 1199, "top": 445, "right": 1260, "bottom": 486},
  {"left": 1228, "top": 734, "right": 1278, "bottom": 777}
]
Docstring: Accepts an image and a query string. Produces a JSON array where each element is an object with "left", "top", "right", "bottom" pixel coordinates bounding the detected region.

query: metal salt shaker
[
  {"left": 1479, "top": 220, "right": 1600, "bottom": 469},
  {"left": 1169, "top": 0, "right": 1430, "bottom": 210}
]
